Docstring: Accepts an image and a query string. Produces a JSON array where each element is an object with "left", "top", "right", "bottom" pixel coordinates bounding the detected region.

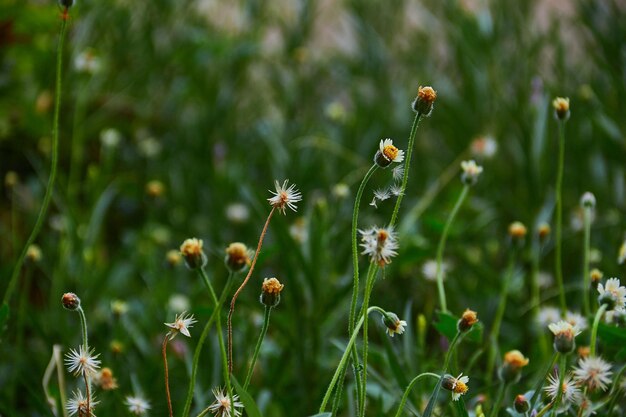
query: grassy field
[{"left": 1, "top": 0, "right": 626, "bottom": 416}]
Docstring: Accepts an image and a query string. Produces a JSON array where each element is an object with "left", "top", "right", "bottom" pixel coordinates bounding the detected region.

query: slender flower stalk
[
  {"left": 529, "top": 352, "right": 560, "bottom": 409},
  {"left": 581, "top": 193, "right": 595, "bottom": 317},
  {"left": 163, "top": 334, "right": 174, "bottom": 417},
  {"left": 392, "top": 372, "right": 441, "bottom": 417},
  {"left": 554, "top": 116, "right": 568, "bottom": 315},
  {"left": 228, "top": 207, "right": 275, "bottom": 373},
  {"left": 590, "top": 304, "right": 607, "bottom": 357},
  {"left": 489, "top": 382, "right": 507, "bottom": 417},
  {"left": 244, "top": 305, "right": 272, "bottom": 390},
  {"left": 2, "top": 8, "right": 69, "bottom": 323},
  {"left": 359, "top": 264, "right": 379, "bottom": 417},
  {"left": 443, "top": 331, "right": 463, "bottom": 372},
  {"left": 435, "top": 184, "right": 470, "bottom": 313}
]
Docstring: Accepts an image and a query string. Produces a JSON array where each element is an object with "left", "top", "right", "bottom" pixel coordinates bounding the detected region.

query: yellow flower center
[
  {"left": 454, "top": 380, "right": 468, "bottom": 394},
  {"left": 383, "top": 145, "right": 399, "bottom": 161}
]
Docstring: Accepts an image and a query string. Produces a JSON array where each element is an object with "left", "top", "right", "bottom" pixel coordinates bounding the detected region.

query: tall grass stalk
[
  {"left": 435, "top": 184, "right": 470, "bottom": 314},
  {"left": 590, "top": 304, "right": 608, "bottom": 357},
  {"left": 2, "top": 13, "right": 68, "bottom": 324},
  {"left": 554, "top": 121, "right": 567, "bottom": 315},
  {"left": 358, "top": 264, "right": 379, "bottom": 417},
  {"left": 244, "top": 304, "right": 272, "bottom": 390}
]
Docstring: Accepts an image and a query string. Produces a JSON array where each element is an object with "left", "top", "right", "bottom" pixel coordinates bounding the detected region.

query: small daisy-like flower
[
  {"left": 74, "top": 49, "right": 101, "bottom": 75},
  {"left": 208, "top": 387, "right": 244, "bottom": 417},
  {"left": 392, "top": 165, "right": 404, "bottom": 181},
  {"left": 382, "top": 312, "right": 407, "bottom": 337},
  {"left": 374, "top": 139, "right": 405, "bottom": 168},
  {"left": 460, "top": 160, "right": 483, "bottom": 185},
  {"left": 179, "top": 238, "right": 207, "bottom": 270},
  {"left": 67, "top": 390, "right": 99, "bottom": 417},
  {"left": 65, "top": 345, "right": 101, "bottom": 377},
  {"left": 442, "top": 373, "right": 469, "bottom": 401},
  {"left": 573, "top": 356, "right": 613, "bottom": 391},
  {"left": 125, "top": 395, "right": 151, "bottom": 415},
  {"left": 544, "top": 372, "right": 581, "bottom": 405},
  {"left": 412, "top": 85, "right": 437, "bottom": 116},
  {"left": 597, "top": 277, "right": 626, "bottom": 310},
  {"left": 165, "top": 312, "right": 197, "bottom": 340},
  {"left": 268, "top": 179, "right": 302, "bottom": 214},
  {"left": 590, "top": 269, "right": 603, "bottom": 288},
  {"left": 565, "top": 311, "right": 588, "bottom": 332},
  {"left": 359, "top": 226, "right": 399, "bottom": 267},
  {"left": 549, "top": 321, "right": 581, "bottom": 353},
  {"left": 470, "top": 135, "right": 498, "bottom": 159},
  {"left": 537, "top": 306, "right": 560, "bottom": 328},
  {"left": 552, "top": 97, "right": 570, "bottom": 120}
]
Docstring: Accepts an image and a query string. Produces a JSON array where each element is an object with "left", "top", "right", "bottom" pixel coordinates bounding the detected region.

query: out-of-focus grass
[{"left": 0, "top": 0, "right": 625, "bottom": 416}]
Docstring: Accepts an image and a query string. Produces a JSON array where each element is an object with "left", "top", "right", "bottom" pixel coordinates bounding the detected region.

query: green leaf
[
  {"left": 598, "top": 323, "right": 626, "bottom": 344},
  {"left": 433, "top": 312, "right": 483, "bottom": 343},
  {"left": 423, "top": 374, "right": 444, "bottom": 417},
  {"left": 454, "top": 396, "right": 469, "bottom": 417},
  {"left": 307, "top": 414, "right": 332, "bottom": 417},
  {"left": 231, "top": 376, "right": 262, "bottom": 417}
]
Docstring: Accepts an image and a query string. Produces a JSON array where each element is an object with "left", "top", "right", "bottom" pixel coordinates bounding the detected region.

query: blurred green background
[{"left": 1, "top": 0, "right": 625, "bottom": 415}]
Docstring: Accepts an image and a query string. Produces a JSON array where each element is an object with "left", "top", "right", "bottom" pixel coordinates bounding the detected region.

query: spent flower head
[
  {"left": 573, "top": 356, "right": 613, "bottom": 392},
  {"left": 412, "top": 85, "right": 437, "bottom": 116},
  {"left": 382, "top": 312, "right": 407, "bottom": 337},
  {"left": 545, "top": 372, "right": 581, "bottom": 406},
  {"left": 260, "top": 277, "right": 284, "bottom": 308},
  {"left": 457, "top": 308, "right": 479, "bottom": 332},
  {"left": 549, "top": 320, "right": 581, "bottom": 353},
  {"left": 179, "top": 238, "right": 207, "bottom": 270},
  {"left": 67, "top": 390, "right": 98, "bottom": 417},
  {"left": 268, "top": 179, "right": 302, "bottom": 214},
  {"left": 374, "top": 138, "right": 405, "bottom": 168},
  {"left": 208, "top": 387, "right": 244, "bottom": 417},
  {"left": 442, "top": 373, "right": 469, "bottom": 401},
  {"left": 125, "top": 395, "right": 151, "bottom": 416},
  {"left": 65, "top": 345, "right": 101, "bottom": 377},
  {"left": 597, "top": 277, "right": 626, "bottom": 310},
  {"left": 460, "top": 160, "right": 483, "bottom": 185},
  {"left": 165, "top": 312, "right": 197, "bottom": 340},
  {"left": 359, "top": 226, "right": 399, "bottom": 267},
  {"left": 225, "top": 242, "right": 251, "bottom": 273}
]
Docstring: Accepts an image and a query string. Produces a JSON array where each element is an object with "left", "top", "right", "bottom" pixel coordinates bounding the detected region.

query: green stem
[
  {"left": 530, "top": 352, "right": 559, "bottom": 409},
  {"left": 606, "top": 364, "right": 626, "bottom": 417},
  {"left": 489, "top": 383, "right": 506, "bottom": 417},
  {"left": 244, "top": 305, "right": 272, "bottom": 390},
  {"left": 590, "top": 304, "right": 608, "bottom": 357},
  {"left": 435, "top": 185, "right": 470, "bottom": 314},
  {"left": 549, "top": 355, "right": 567, "bottom": 417},
  {"left": 535, "top": 401, "right": 554, "bottom": 417},
  {"left": 199, "top": 268, "right": 233, "bottom": 416},
  {"left": 319, "top": 306, "right": 385, "bottom": 413},
  {"left": 582, "top": 207, "right": 592, "bottom": 317},
  {"left": 486, "top": 250, "right": 515, "bottom": 384},
  {"left": 2, "top": 15, "right": 68, "bottom": 316},
  {"left": 359, "top": 264, "right": 379, "bottom": 417},
  {"left": 554, "top": 120, "right": 567, "bottom": 315},
  {"left": 443, "top": 331, "right": 462, "bottom": 373},
  {"left": 393, "top": 372, "right": 441, "bottom": 417},
  {"left": 390, "top": 112, "right": 422, "bottom": 227},
  {"left": 77, "top": 306, "right": 88, "bottom": 350},
  {"left": 181, "top": 273, "right": 234, "bottom": 417}
]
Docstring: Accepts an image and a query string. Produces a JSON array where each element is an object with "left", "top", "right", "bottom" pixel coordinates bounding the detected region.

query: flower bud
[
  {"left": 260, "top": 277, "right": 284, "bottom": 308},
  {"left": 499, "top": 350, "right": 529, "bottom": 383},
  {"left": 457, "top": 308, "right": 479, "bottom": 332},
  {"left": 552, "top": 97, "right": 570, "bottom": 120},
  {"left": 537, "top": 222, "right": 551, "bottom": 242},
  {"left": 382, "top": 312, "right": 407, "bottom": 337},
  {"left": 62, "top": 292, "right": 81, "bottom": 311},
  {"left": 166, "top": 249, "right": 182, "bottom": 267},
  {"left": 508, "top": 221, "right": 527, "bottom": 240},
  {"left": 590, "top": 269, "right": 603, "bottom": 289},
  {"left": 514, "top": 395, "right": 530, "bottom": 413},
  {"left": 26, "top": 244, "right": 42, "bottom": 264},
  {"left": 412, "top": 86, "right": 437, "bottom": 116},
  {"left": 225, "top": 242, "right": 251, "bottom": 273},
  {"left": 548, "top": 321, "right": 580, "bottom": 354},
  {"left": 145, "top": 180, "right": 165, "bottom": 198},
  {"left": 580, "top": 192, "right": 596, "bottom": 209},
  {"left": 179, "top": 238, "right": 207, "bottom": 270}
]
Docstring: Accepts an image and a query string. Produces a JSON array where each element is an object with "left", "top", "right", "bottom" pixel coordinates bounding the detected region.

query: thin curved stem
[
  {"left": 590, "top": 304, "right": 608, "bottom": 357},
  {"left": 582, "top": 207, "right": 592, "bottom": 317},
  {"left": 181, "top": 273, "right": 234, "bottom": 417},
  {"left": 228, "top": 207, "right": 275, "bottom": 373},
  {"left": 435, "top": 185, "right": 470, "bottom": 314},
  {"left": 390, "top": 112, "right": 422, "bottom": 227},
  {"left": 489, "top": 382, "right": 506, "bottom": 417},
  {"left": 77, "top": 306, "right": 89, "bottom": 350},
  {"left": 359, "top": 264, "right": 379, "bottom": 417},
  {"left": 319, "top": 306, "right": 385, "bottom": 413},
  {"left": 2, "top": 14, "right": 68, "bottom": 314},
  {"left": 393, "top": 372, "right": 441, "bottom": 417},
  {"left": 554, "top": 121, "right": 567, "bottom": 315},
  {"left": 530, "top": 352, "right": 559, "bottom": 409},
  {"left": 244, "top": 305, "right": 272, "bottom": 390},
  {"left": 443, "top": 331, "right": 462, "bottom": 373},
  {"left": 163, "top": 335, "right": 173, "bottom": 417}
]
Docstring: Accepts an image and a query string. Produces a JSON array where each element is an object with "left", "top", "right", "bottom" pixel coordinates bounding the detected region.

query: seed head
[
  {"left": 268, "top": 179, "right": 302, "bottom": 214},
  {"left": 125, "top": 395, "right": 151, "bottom": 416},
  {"left": 62, "top": 292, "right": 81, "bottom": 311},
  {"left": 65, "top": 345, "right": 101, "bottom": 377},
  {"left": 164, "top": 312, "right": 197, "bottom": 340}
]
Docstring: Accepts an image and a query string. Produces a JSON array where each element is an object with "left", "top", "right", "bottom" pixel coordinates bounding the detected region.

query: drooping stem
[
  {"left": 227, "top": 207, "right": 275, "bottom": 373},
  {"left": 2, "top": 12, "right": 68, "bottom": 314},
  {"left": 77, "top": 306, "right": 89, "bottom": 350},
  {"left": 359, "top": 264, "right": 379, "bottom": 417},
  {"left": 319, "top": 306, "right": 386, "bottom": 413},
  {"left": 390, "top": 112, "right": 422, "bottom": 227},
  {"left": 163, "top": 335, "right": 173, "bottom": 417},
  {"left": 582, "top": 207, "right": 592, "bottom": 317},
  {"left": 590, "top": 304, "right": 608, "bottom": 357},
  {"left": 393, "top": 372, "right": 440, "bottom": 417},
  {"left": 181, "top": 273, "right": 234, "bottom": 417},
  {"left": 244, "top": 305, "right": 272, "bottom": 390},
  {"left": 554, "top": 121, "right": 567, "bottom": 315},
  {"left": 435, "top": 185, "right": 470, "bottom": 314},
  {"left": 443, "top": 331, "right": 462, "bottom": 372}
]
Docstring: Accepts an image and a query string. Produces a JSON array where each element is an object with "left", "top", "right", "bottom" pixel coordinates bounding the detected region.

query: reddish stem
[
  {"left": 162, "top": 335, "right": 173, "bottom": 417},
  {"left": 83, "top": 371, "right": 90, "bottom": 417}
]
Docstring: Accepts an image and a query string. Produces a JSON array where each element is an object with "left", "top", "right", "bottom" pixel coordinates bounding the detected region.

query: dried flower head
[
  {"left": 573, "top": 356, "right": 613, "bottom": 392},
  {"left": 67, "top": 390, "right": 98, "bottom": 417},
  {"left": 260, "top": 277, "right": 284, "bottom": 308},
  {"left": 460, "top": 160, "right": 483, "bottom": 185},
  {"left": 508, "top": 221, "right": 527, "bottom": 240},
  {"left": 549, "top": 320, "right": 581, "bottom": 353},
  {"left": 225, "top": 242, "right": 251, "bottom": 273},
  {"left": 374, "top": 138, "right": 405, "bottom": 168},
  {"left": 597, "top": 277, "right": 626, "bottom": 310},
  {"left": 545, "top": 372, "right": 581, "bottom": 405},
  {"left": 179, "top": 238, "right": 207, "bottom": 270},
  {"left": 94, "top": 367, "right": 118, "bottom": 390},
  {"left": 165, "top": 312, "right": 197, "bottom": 340},
  {"left": 62, "top": 292, "right": 81, "bottom": 311},
  {"left": 580, "top": 192, "right": 596, "bottom": 208},
  {"left": 457, "top": 308, "right": 479, "bottom": 332},
  {"left": 208, "top": 387, "right": 244, "bottom": 417},
  {"left": 359, "top": 226, "right": 399, "bottom": 267},
  {"left": 412, "top": 86, "right": 437, "bottom": 116},
  {"left": 552, "top": 97, "right": 570, "bottom": 120},
  {"left": 65, "top": 345, "right": 101, "bottom": 377},
  {"left": 382, "top": 312, "right": 407, "bottom": 337},
  {"left": 268, "top": 179, "right": 302, "bottom": 214},
  {"left": 125, "top": 395, "right": 151, "bottom": 416},
  {"left": 442, "top": 373, "right": 470, "bottom": 401}
]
